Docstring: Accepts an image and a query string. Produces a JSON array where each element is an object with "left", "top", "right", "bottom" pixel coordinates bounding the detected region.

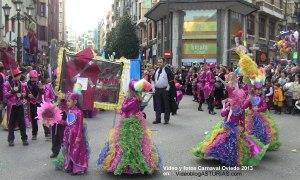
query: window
[
  {"left": 247, "top": 14, "right": 255, "bottom": 35},
  {"left": 259, "top": 17, "right": 266, "bottom": 38},
  {"left": 269, "top": 20, "right": 276, "bottom": 40},
  {"left": 38, "top": 26, "right": 47, "bottom": 41},
  {"left": 39, "top": 2, "right": 47, "bottom": 17},
  {"left": 149, "top": 23, "right": 152, "bottom": 40}
]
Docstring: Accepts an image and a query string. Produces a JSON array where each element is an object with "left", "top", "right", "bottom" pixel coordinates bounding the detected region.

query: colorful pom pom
[
  {"left": 37, "top": 102, "right": 62, "bottom": 127},
  {"left": 73, "top": 83, "right": 82, "bottom": 95},
  {"left": 133, "top": 79, "right": 152, "bottom": 92}
]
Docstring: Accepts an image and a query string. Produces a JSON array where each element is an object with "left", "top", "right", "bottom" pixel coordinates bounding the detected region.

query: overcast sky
[{"left": 66, "top": 0, "right": 112, "bottom": 35}]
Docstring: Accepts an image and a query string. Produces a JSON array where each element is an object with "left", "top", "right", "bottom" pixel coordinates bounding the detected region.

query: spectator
[
  {"left": 289, "top": 74, "right": 300, "bottom": 114},
  {"left": 264, "top": 80, "right": 274, "bottom": 110},
  {"left": 273, "top": 83, "right": 284, "bottom": 114},
  {"left": 278, "top": 72, "right": 287, "bottom": 87}
]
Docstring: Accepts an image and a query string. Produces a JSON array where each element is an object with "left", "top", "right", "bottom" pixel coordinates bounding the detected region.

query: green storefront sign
[{"left": 183, "top": 42, "right": 217, "bottom": 55}]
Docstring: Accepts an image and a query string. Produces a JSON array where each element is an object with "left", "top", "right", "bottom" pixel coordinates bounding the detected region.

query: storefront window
[{"left": 182, "top": 10, "right": 217, "bottom": 65}]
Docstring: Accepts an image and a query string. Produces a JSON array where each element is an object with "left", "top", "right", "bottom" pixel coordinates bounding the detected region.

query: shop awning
[{"left": 145, "top": 0, "right": 258, "bottom": 21}]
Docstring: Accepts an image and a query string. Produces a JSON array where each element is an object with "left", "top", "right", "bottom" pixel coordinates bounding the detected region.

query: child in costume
[
  {"left": 53, "top": 91, "right": 89, "bottom": 175},
  {"left": 192, "top": 88, "right": 268, "bottom": 167},
  {"left": 175, "top": 82, "right": 183, "bottom": 106},
  {"left": 50, "top": 96, "right": 67, "bottom": 158},
  {"left": 243, "top": 84, "right": 281, "bottom": 151},
  {"left": 273, "top": 83, "right": 284, "bottom": 114},
  {"left": 97, "top": 80, "right": 161, "bottom": 175},
  {"left": 41, "top": 76, "right": 65, "bottom": 158}
]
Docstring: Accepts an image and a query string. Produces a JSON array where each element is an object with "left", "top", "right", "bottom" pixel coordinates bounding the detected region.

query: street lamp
[
  {"left": 26, "top": 5, "right": 34, "bottom": 17},
  {"left": 2, "top": 3, "right": 11, "bottom": 34},
  {"left": 2, "top": 1, "right": 33, "bottom": 65},
  {"left": 13, "top": 0, "right": 23, "bottom": 12},
  {"left": 14, "top": 0, "right": 24, "bottom": 65},
  {"left": 2, "top": 3, "right": 11, "bottom": 16}
]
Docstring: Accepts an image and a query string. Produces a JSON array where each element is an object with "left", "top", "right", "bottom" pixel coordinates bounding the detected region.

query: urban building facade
[
  {"left": 48, "top": 0, "right": 59, "bottom": 41},
  {"left": 58, "top": 0, "right": 66, "bottom": 42},
  {"left": 145, "top": 0, "right": 258, "bottom": 66},
  {"left": 1, "top": 0, "right": 37, "bottom": 43},
  {"left": 246, "top": 0, "right": 286, "bottom": 66},
  {"left": 103, "top": 0, "right": 298, "bottom": 66},
  {"left": 36, "top": 0, "right": 49, "bottom": 50}
]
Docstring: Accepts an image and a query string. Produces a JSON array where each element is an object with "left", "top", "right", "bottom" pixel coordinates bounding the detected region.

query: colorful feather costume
[
  {"left": 97, "top": 80, "right": 160, "bottom": 175},
  {"left": 244, "top": 96, "right": 281, "bottom": 151},
  {"left": 97, "top": 96, "right": 162, "bottom": 175},
  {"left": 192, "top": 89, "right": 268, "bottom": 166}
]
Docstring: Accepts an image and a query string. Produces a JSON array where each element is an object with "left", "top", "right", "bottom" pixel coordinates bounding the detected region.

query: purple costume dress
[
  {"left": 244, "top": 96, "right": 280, "bottom": 151},
  {"left": 175, "top": 83, "right": 183, "bottom": 104},
  {"left": 192, "top": 102, "right": 269, "bottom": 166},
  {"left": 43, "top": 83, "right": 56, "bottom": 103},
  {"left": 203, "top": 70, "right": 215, "bottom": 100},
  {"left": 97, "top": 96, "right": 161, "bottom": 175},
  {"left": 197, "top": 71, "right": 206, "bottom": 103},
  {"left": 54, "top": 107, "right": 89, "bottom": 174}
]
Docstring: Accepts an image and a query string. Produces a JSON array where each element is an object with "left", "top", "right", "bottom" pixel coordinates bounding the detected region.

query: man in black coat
[{"left": 152, "top": 58, "right": 177, "bottom": 125}]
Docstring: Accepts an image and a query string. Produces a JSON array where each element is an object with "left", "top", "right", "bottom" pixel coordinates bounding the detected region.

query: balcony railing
[{"left": 255, "top": 0, "right": 284, "bottom": 15}]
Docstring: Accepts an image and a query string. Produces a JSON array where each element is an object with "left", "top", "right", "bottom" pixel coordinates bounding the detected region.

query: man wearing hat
[
  {"left": 26, "top": 70, "right": 50, "bottom": 140},
  {"left": 3, "top": 68, "right": 29, "bottom": 146}
]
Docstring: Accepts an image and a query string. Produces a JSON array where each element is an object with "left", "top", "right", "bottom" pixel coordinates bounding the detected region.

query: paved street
[{"left": 0, "top": 96, "right": 300, "bottom": 180}]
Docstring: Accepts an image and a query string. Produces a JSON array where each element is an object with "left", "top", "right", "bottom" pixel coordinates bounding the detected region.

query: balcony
[{"left": 255, "top": 0, "right": 284, "bottom": 19}]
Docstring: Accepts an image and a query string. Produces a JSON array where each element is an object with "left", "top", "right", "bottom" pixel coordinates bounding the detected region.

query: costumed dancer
[
  {"left": 197, "top": 67, "right": 206, "bottom": 111},
  {"left": 192, "top": 88, "right": 268, "bottom": 167},
  {"left": 42, "top": 76, "right": 66, "bottom": 158},
  {"left": 203, "top": 65, "right": 216, "bottom": 115},
  {"left": 243, "top": 78, "right": 281, "bottom": 151},
  {"left": 4, "top": 68, "right": 29, "bottom": 146},
  {"left": 50, "top": 95, "right": 67, "bottom": 158},
  {"left": 214, "top": 67, "right": 226, "bottom": 109},
  {"left": 0, "top": 63, "right": 5, "bottom": 124},
  {"left": 27, "top": 70, "right": 50, "bottom": 140},
  {"left": 53, "top": 88, "right": 89, "bottom": 175},
  {"left": 97, "top": 80, "right": 161, "bottom": 175},
  {"left": 175, "top": 82, "right": 183, "bottom": 107},
  {"left": 234, "top": 39, "right": 281, "bottom": 151}
]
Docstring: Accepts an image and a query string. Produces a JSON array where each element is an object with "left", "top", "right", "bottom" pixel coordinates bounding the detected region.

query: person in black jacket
[{"left": 152, "top": 58, "right": 177, "bottom": 125}]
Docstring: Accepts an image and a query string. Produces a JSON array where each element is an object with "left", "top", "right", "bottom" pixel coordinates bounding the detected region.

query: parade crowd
[
  {"left": 0, "top": 49, "right": 298, "bottom": 176},
  {"left": 143, "top": 61, "right": 300, "bottom": 116}
]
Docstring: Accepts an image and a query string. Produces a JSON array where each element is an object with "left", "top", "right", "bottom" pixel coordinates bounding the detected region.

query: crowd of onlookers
[{"left": 142, "top": 61, "right": 300, "bottom": 115}]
